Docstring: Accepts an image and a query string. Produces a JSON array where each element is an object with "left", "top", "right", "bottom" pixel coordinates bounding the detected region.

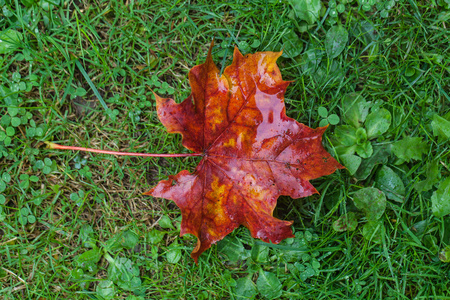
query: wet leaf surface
[
  {"left": 375, "top": 166, "right": 405, "bottom": 203},
  {"left": 392, "top": 137, "right": 428, "bottom": 163},
  {"left": 257, "top": 270, "right": 282, "bottom": 299},
  {"left": 325, "top": 25, "right": 349, "bottom": 59},
  {"left": 332, "top": 212, "right": 358, "bottom": 232},
  {"left": 431, "top": 177, "right": 450, "bottom": 218},
  {"left": 353, "top": 187, "right": 386, "bottom": 221},
  {"left": 145, "top": 45, "right": 343, "bottom": 262},
  {"left": 288, "top": 0, "right": 322, "bottom": 24}
]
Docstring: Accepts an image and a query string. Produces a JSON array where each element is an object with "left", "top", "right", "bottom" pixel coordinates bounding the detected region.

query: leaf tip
[
  {"left": 205, "top": 39, "right": 215, "bottom": 65},
  {"left": 191, "top": 239, "right": 202, "bottom": 265},
  {"left": 150, "top": 90, "right": 163, "bottom": 101},
  {"left": 319, "top": 123, "right": 330, "bottom": 130}
]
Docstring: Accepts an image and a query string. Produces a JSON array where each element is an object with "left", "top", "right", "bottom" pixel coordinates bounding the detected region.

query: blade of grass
[{"left": 75, "top": 59, "right": 115, "bottom": 121}]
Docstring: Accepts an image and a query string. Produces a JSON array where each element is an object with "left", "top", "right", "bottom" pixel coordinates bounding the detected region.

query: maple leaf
[{"left": 144, "top": 44, "right": 344, "bottom": 263}]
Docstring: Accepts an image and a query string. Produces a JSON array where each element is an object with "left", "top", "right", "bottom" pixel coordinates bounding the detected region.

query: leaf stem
[{"left": 45, "top": 142, "right": 203, "bottom": 158}]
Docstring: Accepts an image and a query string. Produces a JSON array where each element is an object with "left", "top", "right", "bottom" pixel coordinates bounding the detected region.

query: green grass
[{"left": 1, "top": 0, "right": 450, "bottom": 299}]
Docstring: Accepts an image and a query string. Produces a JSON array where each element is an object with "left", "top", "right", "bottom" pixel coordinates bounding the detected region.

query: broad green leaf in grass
[
  {"left": 431, "top": 177, "right": 450, "bottom": 218},
  {"left": 70, "top": 268, "right": 85, "bottom": 282},
  {"left": 301, "top": 47, "right": 323, "bottom": 74},
  {"left": 362, "top": 220, "right": 384, "bottom": 244},
  {"left": 105, "top": 232, "right": 123, "bottom": 252},
  {"left": 392, "top": 137, "right": 428, "bottom": 163},
  {"left": 312, "top": 60, "right": 345, "bottom": 85},
  {"left": 251, "top": 243, "right": 269, "bottom": 263},
  {"left": 411, "top": 220, "right": 429, "bottom": 237},
  {"left": 75, "top": 247, "right": 102, "bottom": 273},
  {"left": 159, "top": 215, "right": 175, "bottom": 230},
  {"left": 431, "top": 114, "right": 450, "bottom": 141},
  {"left": 119, "top": 230, "right": 139, "bottom": 250},
  {"left": 375, "top": 166, "right": 405, "bottom": 203},
  {"left": 147, "top": 229, "right": 165, "bottom": 244},
  {"left": 281, "top": 30, "right": 303, "bottom": 58},
  {"left": 96, "top": 280, "right": 116, "bottom": 300},
  {"left": 342, "top": 93, "right": 371, "bottom": 128},
  {"left": 353, "top": 187, "right": 386, "bottom": 221},
  {"left": 334, "top": 125, "right": 357, "bottom": 146},
  {"left": 106, "top": 230, "right": 139, "bottom": 252},
  {"left": 79, "top": 224, "right": 95, "bottom": 248},
  {"left": 339, "top": 154, "right": 361, "bottom": 175},
  {"left": 235, "top": 275, "right": 257, "bottom": 299},
  {"left": 0, "top": 29, "right": 23, "bottom": 54},
  {"left": 166, "top": 240, "right": 182, "bottom": 264},
  {"left": 256, "top": 270, "right": 282, "bottom": 299},
  {"left": 288, "top": 0, "right": 322, "bottom": 24},
  {"left": 355, "top": 144, "right": 391, "bottom": 180},
  {"left": 334, "top": 143, "right": 357, "bottom": 156},
  {"left": 365, "top": 108, "right": 391, "bottom": 139},
  {"left": 414, "top": 160, "right": 441, "bottom": 192},
  {"left": 107, "top": 256, "right": 141, "bottom": 292},
  {"left": 351, "top": 21, "right": 379, "bottom": 62},
  {"left": 333, "top": 212, "right": 358, "bottom": 232},
  {"left": 325, "top": 25, "right": 349, "bottom": 59},
  {"left": 352, "top": 21, "right": 379, "bottom": 44},
  {"left": 218, "top": 236, "right": 249, "bottom": 262}
]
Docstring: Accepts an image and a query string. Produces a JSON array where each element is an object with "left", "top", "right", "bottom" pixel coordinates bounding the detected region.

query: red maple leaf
[{"left": 144, "top": 45, "right": 344, "bottom": 263}]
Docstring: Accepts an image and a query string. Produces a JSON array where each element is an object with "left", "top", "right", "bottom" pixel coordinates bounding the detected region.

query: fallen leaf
[
  {"left": 392, "top": 136, "right": 428, "bottom": 163},
  {"left": 353, "top": 187, "right": 386, "bottom": 222},
  {"left": 414, "top": 160, "right": 441, "bottom": 192},
  {"left": 145, "top": 44, "right": 343, "bottom": 263},
  {"left": 325, "top": 25, "right": 349, "bottom": 59},
  {"left": 332, "top": 212, "right": 358, "bottom": 232},
  {"left": 375, "top": 165, "right": 405, "bottom": 203},
  {"left": 288, "top": 0, "right": 322, "bottom": 25}
]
